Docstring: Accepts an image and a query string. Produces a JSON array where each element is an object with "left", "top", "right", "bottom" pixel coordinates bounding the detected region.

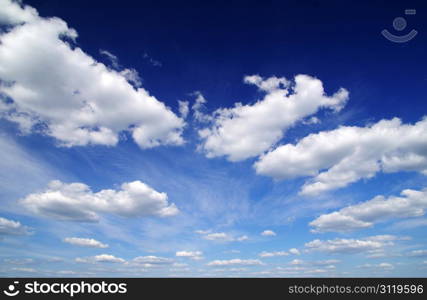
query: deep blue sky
[
  {"left": 0, "top": 0, "right": 426, "bottom": 277},
  {"left": 26, "top": 0, "right": 427, "bottom": 120}
]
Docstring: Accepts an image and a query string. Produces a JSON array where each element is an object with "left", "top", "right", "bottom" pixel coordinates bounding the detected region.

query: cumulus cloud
[
  {"left": 305, "top": 235, "right": 401, "bottom": 254},
  {"left": 289, "top": 248, "right": 301, "bottom": 255},
  {"left": 261, "top": 230, "right": 276, "bottom": 236},
  {"left": 175, "top": 251, "right": 203, "bottom": 260},
  {"left": 197, "top": 231, "right": 248, "bottom": 242},
  {"left": 0, "top": 0, "right": 38, "bottom": 24},
  {"left": 0, "top": 216, "right": 30, "bottom": 236},
  {"left": 132, "top": 256, "right": 174, "bottom": 265},
  {"left": 255, "top": 117, "right": 427, "bottom": 195},
  {"left": 259, "top": 251, "right": 289, "bottom": 258},
  {"left": 310, "top": 188, "right": 427, "bottom": 233},
  {"left": 76, "top": 254, "right": 125, "bottom": 264},
  {"left": 207, "top": 259, "right": 263, "bottom": 266},
  {"left": 63, "top": 237, "right": 108, "bottom": 248},
  {"left": 197, "top": 74, "right": 348, "bottom": 161},
  {"left": 20, "top": 180, "right": 179, "bottom": 222},
  {"left": 178, "top": 100, "right": 189, "bottom": 119},
  {"left": 0, "top": 0, "right": 184, "bottom": 148}
]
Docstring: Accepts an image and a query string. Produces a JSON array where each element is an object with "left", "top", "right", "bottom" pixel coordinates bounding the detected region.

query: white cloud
[
  {"left": 199, "top": 232, "right": 248, "bottom": 242},
  {"left": 21, "top": 180, "right": 179, "bottom": 222},
  {"left": 178, "top": 100, "right": 189, "bottom": 119},
  {"left": 0, "top": 216, "right": 30, "bottom": 235},
  {"left": 289, "top": 248, "right": 300, "bottom": 255},
  {"left": 390, "top": 218, "right": 427, "bottom": 230},
  {"left": 259, "top": 251, "right": 288, "bottom": 258},
  {"left": 175, "top": 251, "right": 203, "bottom": 260},
  {"left": 261, "top": 230, "right": 276, "bottom": 236},
  {"left": 63, "top": 237, "right": 108, "bottom": 248},
  {"left": 132, "top": 256, "right": 174, "bottom": 265},
  {"left": 207, "top": 259, "right": 263, "bottom": 266},
  {"left": 304, "top": 235, "right": 400, "bottom": 254},
  {"left": 76, "top": 254, "right": 125, "bottom": 264},
  {"left": 0, "top": 0, "right": 184, "bottom": 148},
  {"left": 290, "top": 259, "right": 304, "bottom": 265},
  {"left": 255, "top": 117, "right": 427, "bottom": 195},
  {"left": 409, "top": 250, "right": 427, "bottom": 257},
  {"left": 191, "top": 91, "right": 212, "bottom": 123},
  {"left": 99, "top": 49, "right": 119, "bottom": 69},
  {"left": 312, "top": 259, "right": 340, "bottom": 266},
  {"left": 198, "top": 74, "right": 348, "bottom": 161},
  {"left": 236, "top": 235, "right": 249, "bottom": 241},
  {"left": 0, "top": 0, "right": 38, "bottom": 25},
  {"left": 310, "top": 188, "right": 427, "bottom": 233},
  {"left": 202, "top": 232, "right": 233, "bottom": 242}
]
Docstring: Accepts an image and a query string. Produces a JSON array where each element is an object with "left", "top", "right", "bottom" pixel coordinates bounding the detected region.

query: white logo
[
  {"left": 3, "top": 281, "right": 20, "bottom": 297},
  {"left": 382, "top": 9, "right": 418, "bottom": 43}
]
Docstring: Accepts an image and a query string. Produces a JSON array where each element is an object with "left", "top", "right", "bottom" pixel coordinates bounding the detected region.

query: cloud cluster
[
  {"left": 305, "top": 235, "right": 402, "bottom": 254},
  {"left": 132, "top": 256, "right": 174, "bottom": 266},
  {"left": 75, "top": 254, "right": 125, "bottom": 264},
  {"left": 175, "top": 251, "right": 203, "bottom": 260},
  {"left": 21, "top": 180, "right": 179, "bottom": 222},
  {"left": 310, "top": 188, "right": 427, "bottom": 233},
  {"left": 0, "top": 216, "right": 30, "bottom": 236},
  {"left": 259, "top": 251, "right": 289, "bottom": 258},
  {"left": 198, "top": 74, "right": 348, "bottom": 161},
  {"left": 196, "top": 231, "right": 248, "bottom": 242},
  {"left": 63, "top": 237, "right": 108, "bottom": 248},
  {"left": 0, "top": 0, "right": 184, "bottom": 148},
  {"left": 255, "top": 117, "right": 427, "bottom": 195}
]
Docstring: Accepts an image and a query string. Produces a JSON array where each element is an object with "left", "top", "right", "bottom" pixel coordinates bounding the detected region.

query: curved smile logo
[
  {"left": 3, "top": 281, "right": 20, "bottom": 297},
  {"left": 382, "top": 9, "right": 418, "bottom": 43}
]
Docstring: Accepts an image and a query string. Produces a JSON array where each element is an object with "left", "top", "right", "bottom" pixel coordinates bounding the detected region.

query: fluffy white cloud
[
  {"left": 255, "top": 117, "right": 427, "bottom": 195},
  {"left": 310, "top": 188, "right": 427, "bottom": 232},
  {"left": 198, "top": 74, "right": 348, "bottom": 161},
  {"left": 76, "top": 254, "right": 125, "bottom": 264},
  {"left": 289, "top": 248, "right": 301, "bottom": 255},
  {"left": 0, "top": 0, "right": 184, "bottom": 148},
  {"left": 178, "top": 100, "right": 189, "bottom": 119},
  {"left": 20, "top": 180, "right": 179, "bottom": 222},
  {"left": 207, "top": 259, "right": 263, "bottom": 266},
  {"left": 132, "top": 256, "right": 174, "bottom": 265},
  {"left": 305, "top": 235, "right": 400, "bottom": 254},
  {"left": 259, "top": 251, "right": 289, "bottom": 258},
  {"left": 197, "top": 231, "right": 248, "bottom": 242},
  {"left": 63, "top": 237, "right": 108, "bottom": 248},
  {"left": 261, "top": 230, "right": 276, "bottom": 236},
  {"left": 0, "top": 216, "right": 30, "bottom": 235},
  {"left": 175, "top": 251, "right": 203, "bottom": 260},
  {"left": 0, "top": 0, "right": 38, "bottom": 25}
]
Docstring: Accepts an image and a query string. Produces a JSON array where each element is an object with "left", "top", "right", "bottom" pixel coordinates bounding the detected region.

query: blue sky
[{"left": 0, "top": 0, "right": 426, "bottom": 277}]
